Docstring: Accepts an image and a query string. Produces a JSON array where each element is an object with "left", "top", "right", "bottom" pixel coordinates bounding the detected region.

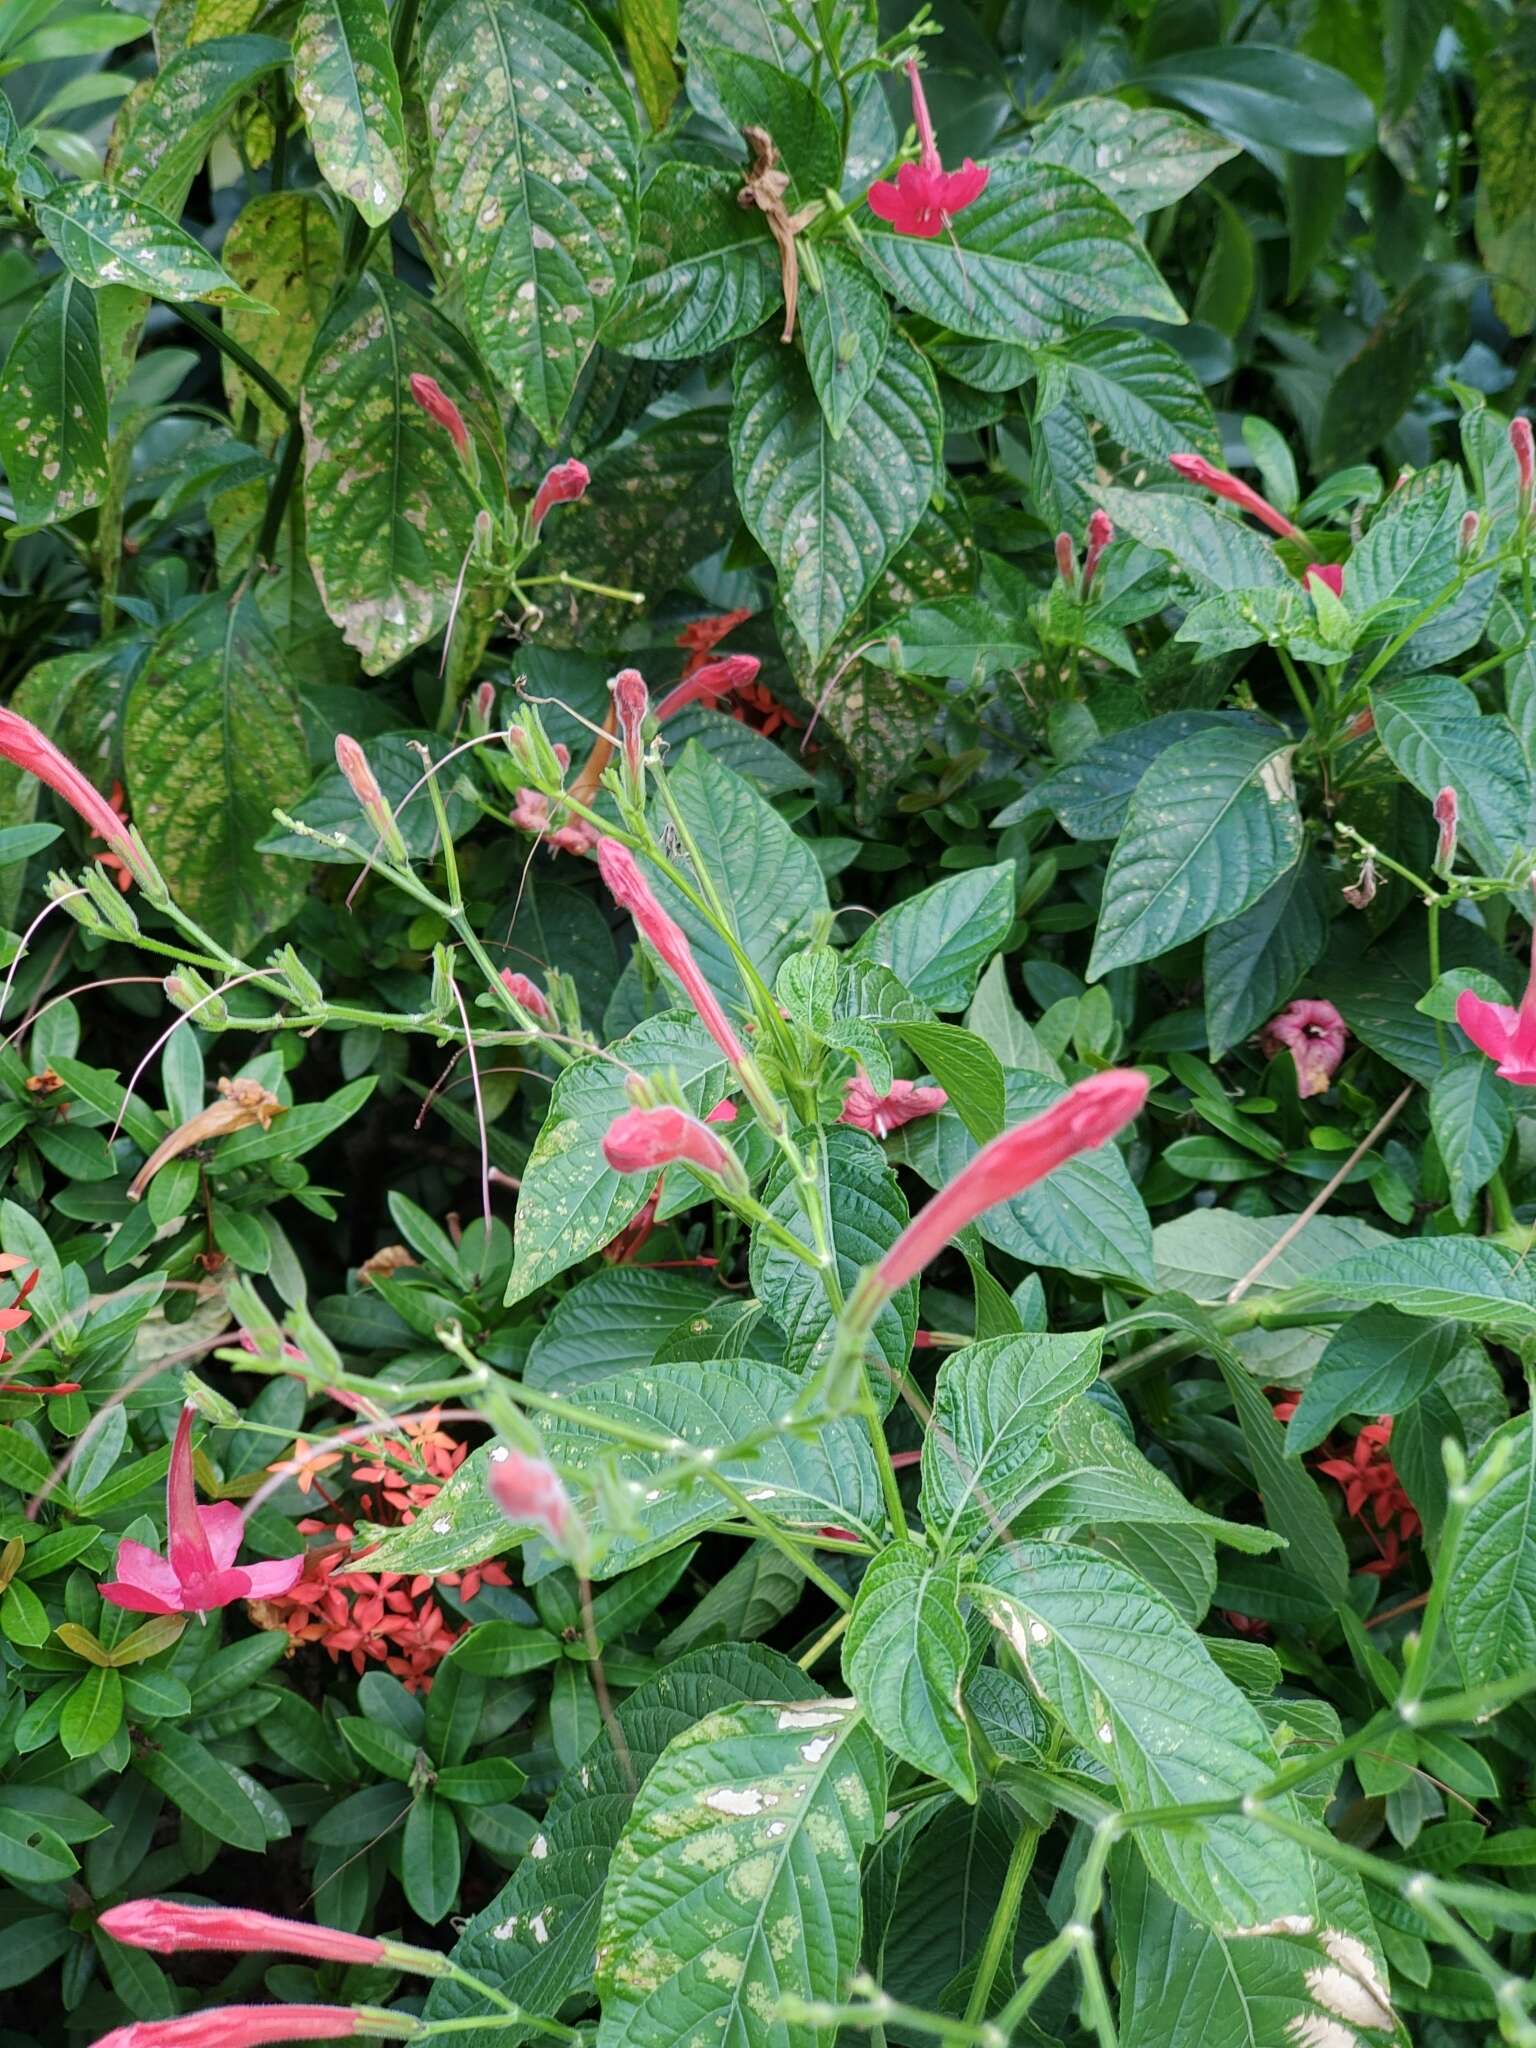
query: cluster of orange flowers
[
  {"left": 249, "top": 1409, "right": 509, "bottom": 1691},
  {"left": 676, "top": 613, "right": 802, "bottom": 739}
]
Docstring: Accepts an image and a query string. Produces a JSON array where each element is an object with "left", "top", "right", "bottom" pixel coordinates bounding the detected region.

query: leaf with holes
[
  {"left": 844, "top": 1546, "right": 974, "bottom": 1799},
  {"left": 0, "top": 275, "right": 108, "bottom": 528},
  {"left": 419, "top": 0, "right": 639, "bottom": 437},
  {"left": 292, "top": 0, "right": 407, "bottom": 227}
]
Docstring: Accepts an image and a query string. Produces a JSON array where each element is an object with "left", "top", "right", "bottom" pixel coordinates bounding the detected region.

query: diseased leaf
[
  {"left": 800, "top": 242, "right": 890, "bottom": 438},
  {"left": 0, "top": 274, "right": 108, "bottom": 527},
  {"left": 293, "top": 0, "right": 407, "bottom": 228},
  {"left": 35, "top": 183, "right": 250, "bottom": 304},
  {"left": 219, "top": 191, "right": 342, "bottom": 438},
  {"left": 601, "top": 163, "right": 779, "bottom": 360},
  {"left": 1030, "top": 97, "right": 1240, "bottom": 214}
]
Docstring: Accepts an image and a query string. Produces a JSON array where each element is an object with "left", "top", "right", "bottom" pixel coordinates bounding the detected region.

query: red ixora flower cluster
[
  {"left": 250, "top": 1409, "right": 509, "bottom": 1691},
  {"left": 1274, "top": 1399, "right": 1420, "bottom": 1576},
  {"left": 674, "top": 613, "right": 800, "bottom": 738}
]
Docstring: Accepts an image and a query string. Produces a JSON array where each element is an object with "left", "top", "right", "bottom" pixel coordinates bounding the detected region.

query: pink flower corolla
[
  {"left": 1081, "top": 510, "right": 1113, "bottom": 593},
  {"left": 408, "top": 374, "right": 468, "bottom": 457},
  {"left": 867, "top": 59, "right": 988, "bottom": 239},
  {"left": 1456, "top": 943, "right": 1536, "bottom": 1084},
  {"left": 89, "top": 2009, "right": 363, "bottom": 2048},
  {"left": 704, "top": 1098, "right": 737, "bottom": 1125},
  {"left": 597, "top": 838, "right": 747, "bottom": 1066},
  {"left": 602, "top": 1103, "right": 741, "bottom": 1183},
  {"left": 652, "top": 654, "right": 763, "bottom": 724},
  {"left": 98, "top": 1903, "right": 384, "bottom": 1965},
  {"left": 1262, "top": 999, "right": 1349, "bottom": 1098},
  {"left": 500, "top": 969, "right": 551, "bottom": 1019},
  {"left": 487, "top": 1444, "right": 573, "bottom": 1547},
  {"left": 875, "top": 1070, "right": 1148, "bottom": 1293},
  {"left": 0, "top": 707, "right": 132, "bottom": 850},
  {"left": 1304, "top": 563, "right": 1344, "bottom": 597},
  {"left": 99, "top": 1406, "right": 302, "bottom": 1616},
  {"left": 611, "top": 667, "right": 649, "bottom": 785},
  {"left": 1054, "top": 533, "right": 1076, "bottom": 586},
  {"left": 530, "top": 457, "right": 589, "bottom": 530},
  {"left": 1169, "top": 453, "right": 1302, "bottom": 543},
  {"left": 840, "top": 1074, "right": 948, "bottom": 1139},
  {"left": 1512, "top": 416, "right": 1533, "bottom": 512}
]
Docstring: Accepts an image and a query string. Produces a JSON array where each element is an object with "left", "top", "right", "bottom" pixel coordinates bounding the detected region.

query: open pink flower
[
  {"left": 408, "top": 373, "right": 468, "bottom": 457},
  {"left": 1456, "top": 947, "right": 1536, "bottom": 1083},
  {"left": 653, "top": 654, "right": 763, "bottom": 724},
  {"left": 100, "top": 1406, "right": 302, "bottom": 1616},
  {"left": 1262, "top": 999, "right": 1349, "bottom": 1097},
  {"left": 868, "top": 59, "right": 988, "bottom": 238},
  {"left": 840, "top": 1075, "right": 947, "bottom": 1139},
  {"left": 1304, "top": 563, "right": 1344, "bottom": 597},
  {"left": 531, "top": 458, "right": 589, "bottom": 530},
  {"left": 99, "top": 1903, "right": 384, "bottom": 1965},
  {"left": 876, "top": 1070, "right": 1147, "bottom": 1293},
  {"left": 597, "top": 839, "right": 746, "bottom": 1067},
  {"left": 1169, "top": 453, "right": 1302, "bottom": 543},
  {"left": 487, "top": 1444, "right": 573, "bottom": 1547},
  {"left": 0, "top": 707, "right": 130, "bottom": 849},
  {"left": 603, "top": 1104, "right": 740, "bottom": 1184},
  {"left": 90, "top": 2006, "right": 362, "bottom": 2048},
  {"left": 500, "top": 969, "right": 551, "bottom": 1020}
]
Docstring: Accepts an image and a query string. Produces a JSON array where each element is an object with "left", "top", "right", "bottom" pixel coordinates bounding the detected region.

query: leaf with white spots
[
  {"left": 419, "top": 0, "right": 640, "bottom": 438},
  {"left": 600, "top": 162, "right": 781, "bottom": 360},
  {"left": 219, "top": 191, "right": 343, "bottom": 438},
  {"left": 731, "top": 329, "right": 943, "bottom": 663},
  {"left": 34, "top": 182, "right": 253, "bottom": 304},
  {"left": 293, "top": 0, "right": 407, "bottom": 227},
  {"left": 1087, "top": 725, "right": 1304, "bottom": 979},
  {"left": 301, "top": 271, "right": 503, "bottom": 673},
  {"left": 596, "top": 1698, "right": 885, "bottom": 2048},
  {"left": 843, "top": 1546, "right": 974, "bottom": 1800},
  {"left": 973, "top": 1543, "right": 1318, "bottom": 1932},
  {"left": 0, "top": 274, "right": 109, "bottom": 528}
]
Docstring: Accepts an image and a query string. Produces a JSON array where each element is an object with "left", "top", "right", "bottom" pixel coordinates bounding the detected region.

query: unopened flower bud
[
  {"left": 487, "top": 1444, "right": 576, "bottom": 1552},
  {"left": 1433, "top": 785, "right": 1459, "bottom": 874},
  {"left": 409, "top": 373, "right": 469, "bottom": 457},
  {"left": 1169, "top": 451, "right": 1303, "bottom": 542},
  {"left": 611, "top": 667, "right": 649, "bottom": 789},
  {"left": 164, "top": 971, "right": 227, "bottom": 1030},
  {"left": 472, "top": 508, "right": 496, "bottom": 562},
  {"left": 1081, "top": 509, "right": 1112, "bottom": 592},
  {"left": 81, "top": 861, "right": 141, "bottom": 938},
  {"left": 334, "top": 735, "right": 409, "bottom": 864},
  {"left": 1054, "top": 532, "right": 1077, "bottom": 586},
  {"left": 499, "top": 968, "right": 551, "bottom": 1021},
  {"left": 1345, "top": 708, "right": 1375, "bottom": 740},
  {"left": 1511, "top": 415, "right": 1533, "bottom": 512},
  {"left": 468, "top": 681, "right": 497, "bottom": 737},
  {"left": 504, "top": 707, "right": 566, "bottom": 793},
  {"left": 1304, "top": 563, "right": 1344, "bottom": 598},
  {"left": 1458, "top": 508, "right": 1481, "bottom": 559},
  {"left": 530, "top": 458, "right": 589, "bottom": 532},
  {"left": 275, "top": 944, "right": 324, "bottom": 1012},
  {"left": 181, "top": 1373, "right": 242, "bottom": 1428}
]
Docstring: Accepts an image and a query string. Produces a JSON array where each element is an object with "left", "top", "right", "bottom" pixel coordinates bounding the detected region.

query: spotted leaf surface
[
  {"left": 301, "top": 271, "right": 502, "bottom": 672},
  {"left": 292, "top": 0, "right": 406, "bottom": 227},
  {"left": 974, "top": 1544, "right": 1317, "bottom": 1932},
  {"left": 596, "top": 1699, "right": 885, "bottom": 2048},
  {"left": 219, "top": 191, "right": 343, "bottom": 437},
  {"left": 0, "top": 274, "right": 109, "bottom": 527},
  {"left": 419, "top": 0, "right": 640, "bottom": 438},
  {"left": 731, "top": 330, "right": 943, "bottom": 663},
  {"left": 601, "top": 162, "right": 780, "bottom": 360},
  {"left": 34, "top": 183, "right": 252, "bottom": 304}
]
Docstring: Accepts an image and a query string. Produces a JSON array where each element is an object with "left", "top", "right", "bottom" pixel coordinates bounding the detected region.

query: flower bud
[
  {"left": 335, "top": 735, "right": 409, "bottom": 864},
  {"left": 468, "top": 680, "right": 497, "bottom": 737},
  {"left": 409, "top": 373, "right": 469, "bottom": 457},
  {"left": 1433, "top": 785, "right": 1459, "bottom": 875},
  {"left": 1511, "top": 415, "right": 1533, "bottom": 512},
  {"left": 1169, "top": 451, "right": 1302, "bottom": 542},
  {"left": 487, "top": 1444, "right": 575, "bottom": 1550},
  {"left": 610, "top": 667, "right": 650, "bottom": 789},
  {"left": 164, "top": 971, "right": 227, "bottom": 1030},
  {"left": 1457, "top": 508, "right": 1481, "bottom": 560},
  {"left": 653, "top": 655, "right": 761, "bottom": 724},
  {"left": 504, "top": 706, "right": 567, "bottom": 793},
  {"left": 499, "top": 968, "right": 551, "bottom": 1021},
  {"left": 1304, "top": 563, "right": 1344, "bottom": 598},
  {"left": 1054, "top": 532, "right": 1077, "bottom": 586},
  {"left": 274, "top": 944, "right": 324, "bottom": 1012},
  {"left": 1081, "top": 509, "right": 1112, "bottom": 592},
  {"left": 530, "top": 457, "right": 590, "bottom": 532}
]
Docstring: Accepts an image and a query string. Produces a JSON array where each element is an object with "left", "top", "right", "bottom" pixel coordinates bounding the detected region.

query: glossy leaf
[
  {"left": 850, "top": 863, "right": 1015, "bottom": 1014},
  {"left": 601, "top": 163, "right": 779, "bottom": 360},
  {"left": 0, "top": 274, "right": 108, "bottom": 527},
  {"left": 844, "top": 1547, "right": 974, "bottom": 1798},
  {"left": 292, "top": 0, "right": 406, "bottom": 227},
  {"left": 35, "top": 183, "right": 249, "bottom": 304}
]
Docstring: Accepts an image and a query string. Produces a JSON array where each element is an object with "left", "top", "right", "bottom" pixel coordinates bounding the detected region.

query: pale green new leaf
[
  {"left": 974, "top": 1543, "right": 1317, "bottom": 1931},
  {"left": 1088, "top": 726, "right": 1304, "bottom": 979},
  {"left": 844, "top": 1547, "right": 974, "bottom": 1799},
  {"left": 0, "top": 274, "right": 108, "bottom": 527},
  {"left": 596, "top": 1699, "right": 885, "bottom": 2048},
  {"left": 292, "top": 0, "right": 407, "bottom": 227}
]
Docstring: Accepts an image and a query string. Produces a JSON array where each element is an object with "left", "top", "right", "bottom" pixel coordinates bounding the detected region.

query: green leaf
[
  {"left": 1304, "top": 1239, "right": 1536, "bottom": 1343},
  {"left": 1348, "top": 464, "right": 1463, "bottom": 628},
  {"left": 0, "top": 275, "right": 108, "bottom": 527},
  {"left": 731, "top": 329, "right": 942, "bottom": 663},
  {"left": 1030, "top": 97, "right": 1240, "bottom": 213},
  {"left": 106, "top": 35, "right": 288, "bottom": 217},
  {"left": 301, "top": 272, "right": 502, "bottom": 672},
  {"left": 600, "top": 163, "right": 779, "bottom": 360},
  {"left": 974, "top": 1542, "right": 1316, "bottom": 1930},
  {"left": 920, "top": 1330, "right": 1102, "bottom": 1552},
  {"left": 133, "top": 1728, "right": 269, "bottom": 1851},
  {"left": 690, "top": 43, "right": 840, "bottom": 204},
  {"left": 1372, "top": 674, "right": 1532, "bottom": 878},
  {"left": 1447, "top": 1414, "right": 1536, "bottom": 1688},
  {"left": 34, "top": 183, "right": 250, "bottom": 304},
  {"left": 1035, "top": 329, "right": 1217, "bottom": 463},
  {"left": 1475, "top": 17, "right": 1536, "bottom": 334},
  {"left": 749, "top": 1126, "right": 917, "bottom": 1405},
  {"left": 1021, "top": 712, "right": 1239, "bottom": 842},
  {"left": 891, "top": 1070, "right": 1155, "bottom": 1288},
  {"left": 800, "top": 242, "right": 890, "bottom": 439},
  {"left": 123, "top": 591, "right": 310, "bottom": 952},
  {"left": 596, "top": 1698, "right": 884, "bottom": 2048},
  {"left": 505, "top": 1013, "right": 732, "bottom": 1306},
  {"left": 844, "top": 1547, "right": 974, "bottom": 1799},
  {"left": 1133, "top": 44, "right": 1377, "bottom": 156},
  {"left": 418, "top": 0, "right": 640, "bottom": 437},
  {"left": 1088, "top": 725, "right": 1304, "bottom": 979},
  {"left": 619, "top": 0, "right": 678, "bottom": 132},
  {"left": 403, "top": 1790, "right": 463, "bottom": 1924},
  {"left": 525, "top": 1266, "right": 722, "bottom": 1393},
  {"left": 1430, "top": 1053, "right": 1515, "bottom": 1224},
  {"left": 850, "top": 863, "right": 1015, "bottom": 1015},
  {"left": 862, "top": 160, "right": 1183, "bottom": 346},
  {"left": 292, "top": 0, "right": 407, "bottom": 227},
  {"left": 218, "top": 194, "right": 343, "bottom": 438},
  {"left": 0, "top": 1810, "right": 78, "bottom": 1885},
  {"left": 1286, "top": 1309, "right": 1462, "bottom": 1455},
  {"left": 868, "top": 594, "right": 1036, "bottom": 685},
  {"left": 1204, "top": 852, "right": 1330, "bottom": 1061},
  {"left": 1095, "top": 486, "right": 1288, "bottom": 593},
  {"left": 887, "top": 1021, "right": 1006, "bottom": 1144},
  {"left": 339, "top": 1715, "right": 418, "bottom": 1782}
]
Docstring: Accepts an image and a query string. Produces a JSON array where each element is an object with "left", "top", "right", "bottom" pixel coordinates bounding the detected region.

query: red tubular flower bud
[
  {"left": 408, "top": 374, "right": 469, "bottom": 458},
  {"left": 1458, "top": 508, "right": 1481, "bottom": 559},
  {"left": 531, "top": 458, "right": 589, "bottom": 530},
  {"left": 88, "top": 2006, "right": 366, "bottom": 2048},
  {"left": 0, "top": 707, "right": 131, "bottom": 850},
  {"left": 652, "top": 654, "right": 762, "bottom": 724},
  {"left": 596, "top": 839, "right": 747, "bottom": 1067},
  {"left": 334, "top": 735, "right": 407, "bottom": 861},
  {"left": 1081, "top": 509, "right": 1112, "bottom": 592},
  {"left": 1168, "top": 452, "right": 1302, "bottom": 542},
  {"left": 611, "top": 667, "right": 650, "bottom": 786},
  {"left": 602, "top": 1104, "right": 741, "bottom": 1184},
  {"left": 500, "top": 969, "right": 551, "bottom": 1020},
  {"left": 875, "top": 1071, "right": 1148, "bottom": 1293},
  {"left": 1304, "top": 563, "right": 1344, "bottom": 598},
  {"left": 1511, "top": 416, "right": 1534, "bottom": 509},
  {"left": 1054, "top": 532, "right": 1077, "bottom": 586},
  {"left": 98, "top": 1903, "right": 385, "bottom": 1966},
  {"left": 486, "top": 1444, "right": 573, "bottom": 1547},
  {"left": 1433, "top": 786, "right": 1458, "bottom": 872}
]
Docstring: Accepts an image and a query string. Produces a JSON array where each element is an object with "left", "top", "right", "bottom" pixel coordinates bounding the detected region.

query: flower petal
[
  {"left": 239, "top": 1554, "right": 307, "bottom": 1600},
  {"left": 199, "top": 1501, "right": 245, "bottom": 1573}
]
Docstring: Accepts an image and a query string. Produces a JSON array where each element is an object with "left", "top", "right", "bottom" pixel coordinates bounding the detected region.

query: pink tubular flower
[
  {"left": 1081, "top": 510, "right": 1112, "bottom": 593},
  {"left": 653, "top": 654, "right": 763, "bottom": 724},
  {"left": 602, "top": 1103, "right": 740, "bottom": 1183},
  {"left": 531, "top": 458, "right": 589, "bottom": 530},
  {"left": 99, "top": 1406, "right": 302, "bottom": 1616},
  {"left": 678, "top": 609, "right": 752, "bottom": 678},
  {"left": 500, "top": 969, "right": 551, "bottom": 1020},
  {"left": 487, "top": 1445, "right": 572, "bottom": 1547},
  {"left": 334, "top": 734, "right": 406, "bottom": 860},
  {"left": 868, "top": 58, "right": 989, "bottom": 238},
  {"left": 1512, "top": 416, "right": 1534, "bottom": 511},
  {"left": 1433, "top": 787, "right": 1459, "bottom": 873},
  {"left": 1262, "top": 999, "right": 1349, "bottom": 1098},
  {"left": 0, "top": 707, "right": 130, "bottom": 848},
  {"left": 98, "top": 1903, "right": 383, "bottom": 1966},
  {"left": 611, "top": 667, "right": 650, "bottom": 785},
  {"left": 1168, "top": 453, "right": 1302, "bottom": 543},
  {"left": 597, "top": 838, "right": 747, "bottom": 1066},
  {"left": 840, "top": 1075, "right": 947, "bottom": 1139},
  {"left": 89, "top": 2006, "right": 363, "bottom": 2048},
  {"left": 1054, "top": 533, "right": 1076, "bottom": 586},
  {"left": 408, "top": 373, "right": 469, "bottom": 457},
  {"left": 704, "top": 1097, "right": 737, "bottom": 1125},
  {"left": 1304, "top": 563, "right": 1344, "bottom": 597},
  {"left": 875, "top": 1070, "right": 1148, "bottom": 1293},
  {"left": 1456, "top": 945, "right": 1536, "bottom": 1083}
]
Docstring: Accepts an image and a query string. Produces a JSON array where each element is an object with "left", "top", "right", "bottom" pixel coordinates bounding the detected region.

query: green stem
[
  {"left": 963, "top": 1822, "right": 1038, "bottom": 2024},
  {"left": 178, "top": 304, "right": 295, "bottom": 419},
  {"left": 254, "top": 423, "right": 301, "bottom": 567},
  {"left": 1428, "top": 897, "right": 1446, "bottom": 1064},
  {"left": 1276, "top": 647, "right": 1314, "bottom": 733}
]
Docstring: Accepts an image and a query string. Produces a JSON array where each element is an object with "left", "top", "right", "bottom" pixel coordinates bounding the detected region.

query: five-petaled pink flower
[
  {"left": 99, "top": 1405, "right": 302, "bottom": 1616},
  {"left": 487, "top": 1444, "right": 573, "bottom": 1547},
  {"left": 1304, "top": 563, "right": 1344, "bottom": 597},
  {"left": 875, "top": 1070, "right": 1148, "bottom": 1293},
  {"left": 500, "top": 968, "right": 551, "bottom": 1020},
  {"left": 603, "top": 1103, "right": 742, "bottom": 1186},
  {"left": 867, "top": 59, "right": 988, "bottom": 239},
  {"left": 89, "top": 2005, "right": 363, "bottom": 2048},
  {"left": 653, "top": 654, "right": 763, "bottom": 724},
  {"left": 408, "top": 373, "right": 469, "bottom": 457},
  {"left": 1169, "top": 453, "right": 1302, "bottom": 543},
  {"left": 1456, "top": 946, "right": 1536, "bottom": 1084},
  {"left": 597, "top": 839, "right": 747, "bottom": 1067},
  {"left": 1262, "top": 999, "right": 1349, "bottom": 1098},
  {"left": 840, "top": 1075, "right": 947, "bottom": 1139},
  {"left": 531, "top": 458, "right": 589, "bottom": 530},
  {"left": 99, "top": 1903, "right": 384, "bottom": 1966},
  {"left": 0, "top": 708, "right": 132, "bottom": 851}
]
